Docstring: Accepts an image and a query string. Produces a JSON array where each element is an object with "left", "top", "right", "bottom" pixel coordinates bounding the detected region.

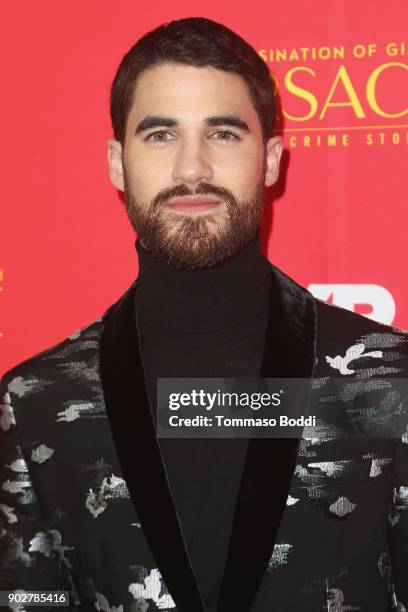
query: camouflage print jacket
[{"left": 1, "top": 262, "right": 408, "bottom": 612}]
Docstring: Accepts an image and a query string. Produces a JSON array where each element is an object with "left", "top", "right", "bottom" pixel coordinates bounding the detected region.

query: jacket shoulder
[
  {"left": 1, "top": 316, "right": 103, "bottom": 396},
  {"left": 314, "top": 296, "right": 408, "bottom": 365}
]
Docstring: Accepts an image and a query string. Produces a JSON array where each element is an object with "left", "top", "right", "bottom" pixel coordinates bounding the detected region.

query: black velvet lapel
[
  {"left": 99, "top": 281, "right": 206, "bottom": 612},
  {"left": 216, "top": 263, "right": 317, "bottom": 612},
  {"left": 98, "top": 261, "right": 317, "bottom": 612}
]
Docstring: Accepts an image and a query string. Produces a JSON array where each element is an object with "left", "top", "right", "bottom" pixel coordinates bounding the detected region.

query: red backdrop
[{"left": 1, "top": 1, "right": 407, "bottom": 375}]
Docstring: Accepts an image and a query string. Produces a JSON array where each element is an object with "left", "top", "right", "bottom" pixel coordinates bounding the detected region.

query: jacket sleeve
[
  {"left": 389, "top": 435, "right": 408, "bottom": 609},
  {"left": 0, "top": 372, "right": 75, "bottom": 609}
]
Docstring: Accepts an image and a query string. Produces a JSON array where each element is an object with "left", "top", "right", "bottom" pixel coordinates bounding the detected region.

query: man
[{"left": 0, "top": 17, "right": 407, "bottom": 612}]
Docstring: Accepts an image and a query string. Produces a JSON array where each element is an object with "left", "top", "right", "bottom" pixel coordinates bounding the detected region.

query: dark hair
[{"left": 110, "top": 17, "right": 275, "bottom": 144}]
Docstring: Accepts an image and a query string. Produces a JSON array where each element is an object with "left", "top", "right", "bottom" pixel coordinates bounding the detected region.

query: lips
[{"left": 165, "top": 195, "right": 221, "bottom": 213}]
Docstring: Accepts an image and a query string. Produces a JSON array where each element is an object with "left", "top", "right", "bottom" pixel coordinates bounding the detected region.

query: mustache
[{"left": 151, "top": 182, "right": 238, "bottom": 211}]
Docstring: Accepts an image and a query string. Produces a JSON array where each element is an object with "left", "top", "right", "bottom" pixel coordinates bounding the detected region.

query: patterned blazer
[{"left": 1, "top": 261, "right": 408, "bottom": 612}]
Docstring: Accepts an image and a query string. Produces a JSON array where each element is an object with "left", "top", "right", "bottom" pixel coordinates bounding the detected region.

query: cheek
[
  {"left": 215, "top": 150, "right": 264, "bottom": 195},
  {"left": 126, "top": 150, "right": 172, "bottom": 189},
  {"left": 124, "top": 151, "right": 169, "bottom": 201}
]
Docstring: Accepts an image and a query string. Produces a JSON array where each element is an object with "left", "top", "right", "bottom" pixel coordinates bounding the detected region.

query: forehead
[{"left": 128, "top": 63, "right": 260, "bottom": 127}]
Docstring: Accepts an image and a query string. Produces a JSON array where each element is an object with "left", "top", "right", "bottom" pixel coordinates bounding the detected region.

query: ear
[
  {"left": 264, "top": 135, "right": 283, "bottom": 187},
  {"left": 107, "top": 139, "right": 124, "bottom": 192}
]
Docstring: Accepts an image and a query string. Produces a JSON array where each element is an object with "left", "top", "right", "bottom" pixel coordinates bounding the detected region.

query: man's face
[{"left": 108, "top": 63, "right": 282, "bottom": 269}]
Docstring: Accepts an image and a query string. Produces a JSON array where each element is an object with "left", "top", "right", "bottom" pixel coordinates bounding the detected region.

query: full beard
[{"left": 123, "top": 173, "right": 265, "bottom": 270}]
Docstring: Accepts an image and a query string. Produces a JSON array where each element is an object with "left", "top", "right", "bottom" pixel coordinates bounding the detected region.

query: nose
[{"left": 171, "top": 139, "right": 213, "bottom": 185}]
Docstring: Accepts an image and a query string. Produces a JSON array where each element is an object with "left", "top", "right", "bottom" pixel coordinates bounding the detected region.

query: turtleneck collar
[{"left": 134, "top": 231, "right": 271, "bottom": 335}]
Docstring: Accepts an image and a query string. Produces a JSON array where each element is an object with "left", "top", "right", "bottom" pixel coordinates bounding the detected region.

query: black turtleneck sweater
[{"left": 134, "top": 233, "right": 271, "bottom": 612}]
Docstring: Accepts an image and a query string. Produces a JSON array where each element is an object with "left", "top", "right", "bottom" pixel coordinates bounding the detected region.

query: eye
[
  {"left": 210, "top": 130, "right": 240, "bottom": 142},
  {"left": 145, "top": 130, "right": 175, "bottom": 143}
]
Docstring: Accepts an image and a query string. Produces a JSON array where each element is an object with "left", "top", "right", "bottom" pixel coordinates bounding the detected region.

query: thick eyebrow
[
  {"left": 204, "top": 114, "right": 250, "bottom": 133},
  {"left": 135, "top": 115, "right": 178, "bottom": 135},
  {"left": 134, "top": 113, "right": 251, "bottom": 136}
]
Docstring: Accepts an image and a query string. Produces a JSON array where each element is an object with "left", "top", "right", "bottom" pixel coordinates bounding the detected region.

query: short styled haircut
[{"left": 110, "top": 17, "right": 276, "bottom": 144}]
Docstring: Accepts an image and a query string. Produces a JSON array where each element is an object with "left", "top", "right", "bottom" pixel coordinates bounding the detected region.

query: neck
[{"left": 134, "top": 231, "right": 271, "bottom": 334}]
